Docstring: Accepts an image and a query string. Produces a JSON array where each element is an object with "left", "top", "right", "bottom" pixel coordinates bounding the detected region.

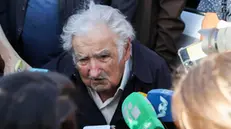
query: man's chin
[{"left": 90, "top": 85, "right": 110, "bottom": 92}]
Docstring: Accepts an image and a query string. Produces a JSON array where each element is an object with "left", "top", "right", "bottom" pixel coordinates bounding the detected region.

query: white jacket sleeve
[{"left": 217, "top": 20, "right": 231, "bottom": 29}]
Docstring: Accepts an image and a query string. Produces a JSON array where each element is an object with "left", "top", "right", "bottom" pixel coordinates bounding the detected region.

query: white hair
[{"left": 61, "top": 1, "right": 135, "bottom": 63}]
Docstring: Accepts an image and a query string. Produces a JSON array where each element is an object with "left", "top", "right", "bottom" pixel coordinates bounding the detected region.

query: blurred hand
[
  {"left": 3, "top": 54, "right": 20, "bottom": 75},
  {"left": 202, "top": 13, "right": 220, "bottom": 29},
  {"left": 3, "top": 54, "right": 31, "bottom": 75},
  {"left": 201, "top": 13, "right": 220, "bottom": 40}
]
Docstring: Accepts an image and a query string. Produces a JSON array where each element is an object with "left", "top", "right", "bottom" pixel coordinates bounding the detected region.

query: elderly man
[{"left": 43, "top": 3, "right": 172, "bottom": 129}]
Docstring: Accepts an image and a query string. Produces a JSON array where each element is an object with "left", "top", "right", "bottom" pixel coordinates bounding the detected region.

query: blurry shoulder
[
  {"left": 132, "top": 40, "right": 168, "bottom": 70},
  {"left": 43, "top": 52, "right": 76, "bottom": 78}
]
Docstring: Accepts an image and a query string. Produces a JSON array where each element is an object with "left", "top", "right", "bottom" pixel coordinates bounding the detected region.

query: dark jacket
[
  {"left": 0, "top": 0, "right": 137, "bottom": 61},
  {"left": 43, "top": 40, "right": 175, "bottom": 129},
  {"left": 132, "top": 0, "right": 186, "bottom": 70}
]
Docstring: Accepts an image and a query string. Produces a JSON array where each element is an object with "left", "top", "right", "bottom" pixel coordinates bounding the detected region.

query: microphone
[
  {"left": 138, "top": 92, "right": 147, "bottom": 97},
  {"left": 122, "top": 92, "right": 164, "bottom": 129},
  {"left": 28, "top": 68, "right": 49, "bottom": 72},
  {"left": 83, "top": 125, "right": 115, "bottom": 129},
  {"left": 147, "top": 89, "right": 173, "bottom": 122}
]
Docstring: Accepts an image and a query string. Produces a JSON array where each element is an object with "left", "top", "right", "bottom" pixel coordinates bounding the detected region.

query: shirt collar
[{"left": 118, "top": 56, "right": 132, "bottom": 91}]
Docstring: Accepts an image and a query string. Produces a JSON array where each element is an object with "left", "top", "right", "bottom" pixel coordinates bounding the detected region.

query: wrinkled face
[{"left": 72, "top": 24, "right": 131, "bottom": 92}]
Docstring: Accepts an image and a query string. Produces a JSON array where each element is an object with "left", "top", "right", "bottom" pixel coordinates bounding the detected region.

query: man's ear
[{"left": 123, "top": 38, "right": 131, "bottom": 62}]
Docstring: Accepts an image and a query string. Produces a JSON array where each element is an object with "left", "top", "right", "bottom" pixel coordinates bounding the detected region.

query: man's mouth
[
  {"left": 93, "top": 78, "right": 105, "bottom": 81},
  {"left": 90, "top": 78, "right": 107, "bottom": 84}
]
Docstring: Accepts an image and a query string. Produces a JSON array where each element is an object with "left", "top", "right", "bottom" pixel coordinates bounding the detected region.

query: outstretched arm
[{"left": 0, "top": 25, "right": 31, "bottom": 75}]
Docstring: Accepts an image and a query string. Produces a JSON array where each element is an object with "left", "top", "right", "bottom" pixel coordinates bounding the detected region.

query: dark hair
[{"left": 0, "top": 72, "right": 76, "bottom": 129}]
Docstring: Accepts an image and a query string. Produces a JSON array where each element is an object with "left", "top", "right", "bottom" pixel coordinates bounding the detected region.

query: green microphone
[{"left": 122, "top": 92, "right": 165, "bottom": 129}]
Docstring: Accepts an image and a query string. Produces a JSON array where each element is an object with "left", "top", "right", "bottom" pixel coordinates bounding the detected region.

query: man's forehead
[
  {"left": 72, "top": 23, "right": 118, "bottom": 47},
  {"left": 73, "top": 37, "right": 118, "bottom": 55}
]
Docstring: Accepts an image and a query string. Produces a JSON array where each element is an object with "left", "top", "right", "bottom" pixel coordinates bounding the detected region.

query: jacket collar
[{"left": 131, "top": 40, "right": 153, "bottom": 84}]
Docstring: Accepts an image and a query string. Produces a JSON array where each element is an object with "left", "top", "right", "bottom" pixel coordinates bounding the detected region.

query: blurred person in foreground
[
  {"left": 172, "top": 51, "right": 231, "bottom": 129},
  {"left": 0, "top": 71, "right": 78, "bottom": 129},
  {"left": 43, "top": 2, "right": 173, "bottom": 129}
]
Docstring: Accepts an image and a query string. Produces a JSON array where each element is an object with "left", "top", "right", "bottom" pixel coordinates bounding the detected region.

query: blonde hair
[{"left": 172, "top": 52, "right": 231, "bottom": 129}]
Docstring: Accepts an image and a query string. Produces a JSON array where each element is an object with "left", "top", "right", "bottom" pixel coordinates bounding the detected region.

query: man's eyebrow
[
  {"left": 76, "top": 53, "right": 88, "bottom": 59},
  {"left": 95, "top": 49, "right": 111, "bottom": 56},
  {"left": 76, "top": 49, "right": 111, "bottom": 59}
]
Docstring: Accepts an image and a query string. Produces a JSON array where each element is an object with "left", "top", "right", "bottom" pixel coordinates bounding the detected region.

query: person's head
[
  {"left": 0, "top": 72, "right": 77, "bottom": 129},
  {"left": 61, "top": 2, "right": 135, "bottom": 93},
  {"left": 172, "top": 52, "right": 231, "bottom": 129}
]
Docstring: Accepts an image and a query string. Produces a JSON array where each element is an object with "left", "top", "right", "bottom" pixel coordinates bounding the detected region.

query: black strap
[{"left": 221, "top": 0, "right": 228, "bottom": 20}]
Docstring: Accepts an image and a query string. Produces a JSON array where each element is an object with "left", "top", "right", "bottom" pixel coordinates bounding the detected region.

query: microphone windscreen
[
  {"left": 29, "top": 68, "right": 49, "bottom": 72},
  {"left": 138, "top": 92, "right": 147, "bottom": 97},
  {"left": 122, "top": 92, "right": 164, "bottom": 129},
  {"left": 147, "top": 89, "right": 173, "bottom": 122}
]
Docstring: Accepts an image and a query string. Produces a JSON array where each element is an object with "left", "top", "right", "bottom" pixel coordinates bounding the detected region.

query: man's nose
[{"left": 89, "top": 60, "right": 101, "bottom": 78}]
